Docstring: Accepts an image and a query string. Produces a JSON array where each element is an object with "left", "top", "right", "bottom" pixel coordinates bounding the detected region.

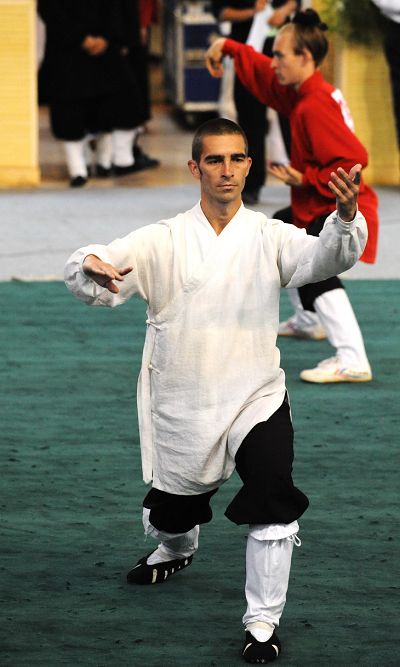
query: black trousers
[
  {"left": 274, "top": 205, "right": 344, "bottom": 312},
  {"left": 143, "top": 396, "right": 309, "bottom": 534},
  {"left": 234, "top": 75, "right": 267, "bottom": 193},
  {"left": 50, "top": 87, "right": 146, "bottom": 141}
]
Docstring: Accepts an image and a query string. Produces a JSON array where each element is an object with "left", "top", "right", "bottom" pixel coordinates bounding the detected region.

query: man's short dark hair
[{"left": 191, "top": 118, "right": 248, "bottom": 163}]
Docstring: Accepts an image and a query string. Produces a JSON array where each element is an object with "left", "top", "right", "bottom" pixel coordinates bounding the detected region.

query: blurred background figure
[
  {"left": 118, "top": 0, "right": 161, "bottom": 172},
  {"left": 38, "top": 0, "right": 147, "bottom": 187},
  {"left": 370, "top": 0, "right": 400, "bottom": 148},
  {"left": 212, "top": 0, "right": 301, "bottom": 204}
]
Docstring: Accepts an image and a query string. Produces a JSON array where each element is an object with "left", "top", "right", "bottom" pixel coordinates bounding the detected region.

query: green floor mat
[{"left": 1, "top": 281, "right": 399, "bottom": 666}]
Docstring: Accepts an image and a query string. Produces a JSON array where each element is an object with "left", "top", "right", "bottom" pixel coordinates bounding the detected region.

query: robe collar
[{"left": 193, "top": 200, "right": 247, "bottom": 237}]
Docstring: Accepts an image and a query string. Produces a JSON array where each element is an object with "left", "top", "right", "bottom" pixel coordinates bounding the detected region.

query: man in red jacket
[{"left": 206, "top": 8, "right": 379, "bottom": 383}]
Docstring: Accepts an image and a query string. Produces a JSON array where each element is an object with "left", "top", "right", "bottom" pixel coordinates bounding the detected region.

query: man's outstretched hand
[
  {"left": 328, "top": 164, "right": 362, "bottom": 222},
  {"left": 83, "top": 254, "right": 133, "bottom": 294}
]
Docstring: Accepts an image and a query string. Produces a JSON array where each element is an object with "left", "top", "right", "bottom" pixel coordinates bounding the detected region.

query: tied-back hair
[
  {"left": 284, "top": 8, "right": 329, "bottom": 66},
  {"left": 192, "top": 118, "right": 248, "bottom": 163}
]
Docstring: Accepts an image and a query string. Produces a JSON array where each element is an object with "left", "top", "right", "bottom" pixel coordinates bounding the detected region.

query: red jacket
[
  {"left": 139, "top": 0, "right": 158, "bottom": 29},
  {"left": 223, "top": 39, "right": 379, "bottom": 263}
]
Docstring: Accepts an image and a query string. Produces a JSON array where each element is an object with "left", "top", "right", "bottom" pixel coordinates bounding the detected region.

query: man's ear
[
  {"left": 245, "top": 156, "right": 252, "bottom": 177},
  {"left": 188, "top": 159, "right": 201, "bottom": 179},
  {"left": 302, "top": 48, "right": 313, "bottom": 65}
]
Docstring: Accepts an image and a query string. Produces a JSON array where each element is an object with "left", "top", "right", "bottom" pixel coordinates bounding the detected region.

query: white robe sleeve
[
  {"left": 64, "top": 223, "right": 171, "bottom": 308},
  {"left": 274, "top": 210, "right": 368, "bottom": 288}
]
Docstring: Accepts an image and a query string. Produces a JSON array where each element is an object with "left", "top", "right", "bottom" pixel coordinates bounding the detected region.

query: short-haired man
[{"left": 65, "top": 118, "right": 367, "bottom": 663}]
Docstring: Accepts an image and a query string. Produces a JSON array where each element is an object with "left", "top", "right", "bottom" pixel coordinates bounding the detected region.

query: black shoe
[
  {"left": 126, "top": 550, "right": 193, "bottom": 585},
  {"left": 70, "top": 176, "right": 87, "bottom": 188},
  {"left": 242, "top": 630, "right": 281, "bottom": 663},
  {"left": 113, "top": 163, "right": 137, "bottom": 176},
  {"left": 132, "top": 144, "right": 160, "bottom": 171},
  {"left": 95, "top": 164, "right": 112, "bottom": 178},
  {"left": 242, "top": 189, "right": 260, "bottom": 206}
]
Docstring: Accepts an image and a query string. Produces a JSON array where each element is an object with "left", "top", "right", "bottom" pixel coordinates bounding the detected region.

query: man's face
[
  {"left": 188, "top": 134, "right": 251, "bottom": 206},
  {"left": 271, "top": 30, "right": 311, "bottom": 87}
]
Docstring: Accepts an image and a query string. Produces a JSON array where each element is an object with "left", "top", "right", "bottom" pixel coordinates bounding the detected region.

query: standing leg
[
  {"left": 95, "top": 132, "right": 113, "bottom": 175},
  {"left": 112, "top": 128, "right": 139, "bottom": 171},
  {"left": 298, "top": 285, "right": 372, "bottom": 383},
  {"left": 50, "top": 99, "right": 88, "bottom": 187},
  {"left": 63, "top": 140, "right": 88, "bottom": 185},
  {"left": 226, "top": 396, "right": 309, "bottom": 662},
  {"left": 243, "top": 523, "right": 301, "bottom": 663}
]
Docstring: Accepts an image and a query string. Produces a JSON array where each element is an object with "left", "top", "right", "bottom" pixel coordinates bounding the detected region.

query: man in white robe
[{"left": 64, "top": 118, "right": 367, "bottom": 664}]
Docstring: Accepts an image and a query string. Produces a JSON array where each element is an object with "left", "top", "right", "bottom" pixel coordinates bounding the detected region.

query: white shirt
[
  {"left": 370, "top": 0, "right": 400, "bottom": 22},
  {"left": 64, "top": 203, "right": 367, "bottom": 494}
]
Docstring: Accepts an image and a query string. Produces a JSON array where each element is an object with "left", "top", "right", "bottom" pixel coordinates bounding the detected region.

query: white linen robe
[{"left": 64, "top": 202, "right": 367, "bottom": 494}]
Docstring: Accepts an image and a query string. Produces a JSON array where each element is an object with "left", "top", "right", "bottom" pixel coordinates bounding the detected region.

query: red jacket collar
[{"left": 297, "top": 70, "right": 325, "bottom": 97}]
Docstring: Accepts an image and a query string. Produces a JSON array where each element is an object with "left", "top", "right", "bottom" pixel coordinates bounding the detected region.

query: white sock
[
  {"left": 112, "top": 129, "right": 138, "bottom": 167},
  {"left": 95, "top": 132, "right": 113, "bottom": 169},
  {"left": 246, "top": 621, "right": 274, "bottom": 642},
  {"left": 142, "top": 508, "right": 199, "bottom": 563},
  {"left": 146, "top": 543, "right": 192, "bottom": 565},
  {"left": 63, "top": 140, "right": 87, "bottom": 178}
]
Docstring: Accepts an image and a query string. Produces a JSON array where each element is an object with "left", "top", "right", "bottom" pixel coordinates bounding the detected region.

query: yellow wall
[
  {"left": 313, "top": 0, "right": 398, "bottom": 185},
  {"left": 337, "top": 43, "right": 398, "bottom": 185},
  {"left": 0, "top": 0, "right": 39, "bottom": 187}
]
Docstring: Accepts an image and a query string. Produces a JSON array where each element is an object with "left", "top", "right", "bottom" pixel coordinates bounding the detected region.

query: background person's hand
[
  {"left": 82, "top": 35, "right": 108, "bottom": 56},
  {"left": 82, "top": 255, "right": 133, "bottom": 294},
  {"left": 267, "top": 163, "right": 303, "bottom": 186},
  {"left": 328, "top": 164, "right": 361, "bottom": 222},
  {"left": 205, "top": 38, "right": 226, "bottom": 78}
]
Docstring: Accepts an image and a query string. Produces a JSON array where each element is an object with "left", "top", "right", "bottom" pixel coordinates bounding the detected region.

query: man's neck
[
  {"left": 200, "top": 198, "right": 242, "bottom": 235},
  {"left": 293, "top": 68, "right": 316, "bottom": 92}
]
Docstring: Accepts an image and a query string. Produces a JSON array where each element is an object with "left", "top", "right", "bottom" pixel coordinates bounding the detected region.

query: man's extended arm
[
  {"left": 276, "top": 165, "right": 367, "bottom": 288},
  {"left": 205, "top": 37, "right": 295, "bottom": 115}
]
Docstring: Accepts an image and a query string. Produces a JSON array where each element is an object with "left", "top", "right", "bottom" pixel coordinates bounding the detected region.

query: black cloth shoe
[
  {"left": 132, "top": 144, "right": 160, "bottom": 171},
  {"left": 242, "top": 189, "right": 260, "bottom": 206},
  {"left": 113, "top": 163, "right": 137, "bottom": 176},
  {"left": 242, "top": 630, "right": 281, "bottom": 664},
  {"left": 95, "top": 164, "right": 112, "bottom": 178},
  {"left": 126, "top": 550, "right": 193, "bottom": 585},
  {"left": 70, "top": 176, "right": 87, "bottom": 188}
]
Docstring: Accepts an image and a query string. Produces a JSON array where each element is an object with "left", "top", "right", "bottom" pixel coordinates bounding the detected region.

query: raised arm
[
  {"left": 205, "top": 38, "right": 296, "bottom": 115},
  {"left": 276, "top": 165, "right": 367, "bottom": 288},
  {"left": 64, "top": 224, "right": 170, "bottom": 308}
]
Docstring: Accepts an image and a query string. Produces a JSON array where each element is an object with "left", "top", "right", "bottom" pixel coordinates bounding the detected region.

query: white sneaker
[
  {"left": 278, "top": 316, "right": 327, "bottom": 340},
  {"left": 300, "top": 356, "right": 372, "bottom": 384}
]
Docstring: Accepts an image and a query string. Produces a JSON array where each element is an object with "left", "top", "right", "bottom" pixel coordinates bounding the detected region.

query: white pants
[
  {"left": 289, "top": 287, "right": 370, "bottom": 369},
  {"left": 142, "top": 509, "right": 299, "bottom": 631}
]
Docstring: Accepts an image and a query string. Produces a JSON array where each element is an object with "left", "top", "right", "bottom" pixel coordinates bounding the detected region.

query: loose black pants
[{"left": 143, "top": 396, "right": 309, "bottom": 534}]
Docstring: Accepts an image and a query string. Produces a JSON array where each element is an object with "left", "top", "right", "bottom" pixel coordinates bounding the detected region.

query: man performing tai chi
[
  {"left": 65, "top": 118, "right": 367, "bottom": 663},
  {"left": 206, "top": 8, "right": 379, "bottom": 384}
]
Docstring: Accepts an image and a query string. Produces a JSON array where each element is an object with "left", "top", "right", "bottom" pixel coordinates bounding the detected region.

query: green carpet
[{"left": 1, "top": 281, "right": 399, "bottom": 667}]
